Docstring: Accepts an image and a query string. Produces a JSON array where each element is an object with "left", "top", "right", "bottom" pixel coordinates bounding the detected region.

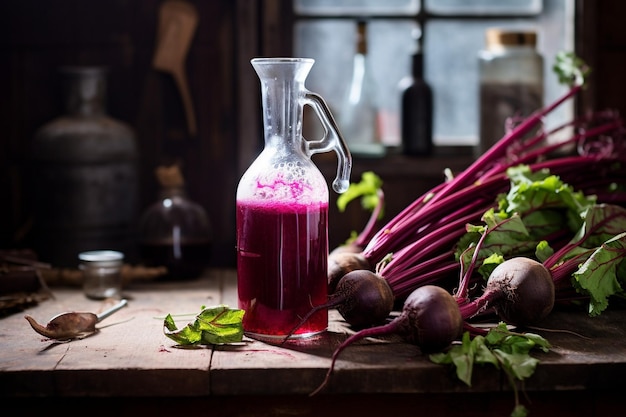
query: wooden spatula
[{"left": 153, "top": 0, "right": 199, "bottom": 136}]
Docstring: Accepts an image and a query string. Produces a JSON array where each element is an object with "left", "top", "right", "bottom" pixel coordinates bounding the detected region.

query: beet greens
[
  {"left": 308, "top": 52, "right": 625, "bottom": 417},
  {"left": 328, "top": 52, "right": 625, "bottom": 311},
  {"left": 333, "top": 171, "right": 385, "bottom": 256},
  {"left": 454, "top": 173, "right": 626, "bottom": 320}
]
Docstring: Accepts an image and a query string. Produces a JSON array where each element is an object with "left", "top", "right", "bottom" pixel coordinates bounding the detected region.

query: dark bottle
[
  {"left": 400, "top": 51, "right": 433, "bottom": 156},
  {"left": 138, "top": 164, "right": 212, "bottom": 280}
]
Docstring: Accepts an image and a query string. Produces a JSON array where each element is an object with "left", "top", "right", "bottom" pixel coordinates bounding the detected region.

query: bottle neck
[
  {"left": 159, "top": 186, "right": 187, "bottom": 200},
  {"left": 356, "top": 21, "right": 367, "bottom": 55},
  {"left": 348, "top": 54, "right": 367, "bottom": 101},
  {"left": 62, "top": 67, "right": 107, "bottom": 117},
  {"left": 348, "top": 21, "right": 373, "bottom": 103},
  {"left": 411, "top": 52, "right": 424, "bottom": 79}
]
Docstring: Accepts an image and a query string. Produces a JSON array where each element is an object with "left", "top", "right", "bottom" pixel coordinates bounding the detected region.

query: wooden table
[{"left": 1, "top": 268, "right": 625, "bottom": 417}]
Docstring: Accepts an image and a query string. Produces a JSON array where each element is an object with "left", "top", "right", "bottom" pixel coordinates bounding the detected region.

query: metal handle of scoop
[{"left": 96, "top": 299, "right": 128, "bottom": 322}]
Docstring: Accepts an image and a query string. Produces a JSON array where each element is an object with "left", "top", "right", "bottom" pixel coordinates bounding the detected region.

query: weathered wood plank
[
  {"left": 2, "top": 268, "right": 626, "bottom": 401},
  {"left": 1, "top": 271, "right": 228, "bottom": 396}
]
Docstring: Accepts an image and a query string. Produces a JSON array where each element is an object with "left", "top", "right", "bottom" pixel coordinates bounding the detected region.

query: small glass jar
[{"left": 79, "top": 250, "right": 124, "bottom": 299}]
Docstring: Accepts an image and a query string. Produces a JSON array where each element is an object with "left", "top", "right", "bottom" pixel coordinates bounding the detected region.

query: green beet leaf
[
  {"left": 503, "top": 165, "right": 594, "bottom": 222},
  {"left": 336, "top": 171, "right": 384, "bottom": 217},
  {"left": 431, "top": 323, "right": 550, "bottom": 388},
  {"left": 457, "top": 211, "right": 538, "bottom": 279},
  {"left": 553, "top": 51, "right": 590, "bottom": 87},
  {"left": 456, "top": 164, "right": 598, "bottom": 281},
  {"left": 430, "top": 323, "right": 550, "bottom": 417},
  {"left": 163, "top": 305, "right": 245, "bottom": 345},
  {"left": 572, "top": 231, "right": 626, "bottom": 316},
  {"left": 543, "top": 204, "right": 626, "bottom": 316}
]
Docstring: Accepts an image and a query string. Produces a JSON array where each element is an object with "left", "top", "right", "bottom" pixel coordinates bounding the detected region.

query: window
[{"left": 293, "top": 0, "right": 574, "bottom": 149}]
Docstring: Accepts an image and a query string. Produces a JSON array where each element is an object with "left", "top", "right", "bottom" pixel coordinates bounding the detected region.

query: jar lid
[
  {"left": 78, "top": 250, "right": 124, "bottom": 266},
  {"left": 485, "top": 28, "right": 537, "bottom": 49}
]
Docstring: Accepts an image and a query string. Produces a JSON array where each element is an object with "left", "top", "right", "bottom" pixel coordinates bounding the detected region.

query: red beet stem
[{"left": 310, "top": 320, "right": 401, "bottom": 396}]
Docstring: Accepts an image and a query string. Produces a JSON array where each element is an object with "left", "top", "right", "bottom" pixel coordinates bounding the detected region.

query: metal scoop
[{"left": 25, "top": 299, "right": 128, "bottom": 341}]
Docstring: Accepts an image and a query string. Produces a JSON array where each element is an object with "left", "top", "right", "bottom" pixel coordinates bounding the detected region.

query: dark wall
[
  {"left": 577, "top": 0, "right": 626, "bottom": 117},
  {"left": 0, "top": 0, "right": 243, "bottom": 266}
]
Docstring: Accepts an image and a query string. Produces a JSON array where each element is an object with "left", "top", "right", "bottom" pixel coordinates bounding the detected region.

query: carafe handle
[{"left": 302, "top": 91, "right": 353, "bottom": 193}]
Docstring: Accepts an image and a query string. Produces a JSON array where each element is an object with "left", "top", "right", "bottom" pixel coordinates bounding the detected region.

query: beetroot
[
  {"left": 327, "top": 251, "right": 371, "bottom": 294},
  {"left": 310, "top": 284, "right": 463, "bottom": 395},
  {"left": 335, "top": 270, "right": 394, "bottom": 328},
  {"left": 488, "top": 257, "right": 555, "bottom": 325},
  {"left": 459, "top": 257, "right": 555, "bottom": 326},
  {"left": 283, "top": 270, "right": 394, "bottom": 343},
  {"left": 398, "top": 284, "right": 464, "bottom": 351}
]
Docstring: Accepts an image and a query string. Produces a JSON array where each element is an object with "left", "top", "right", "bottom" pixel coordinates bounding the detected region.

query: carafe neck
[{"left": 252, "top": 58, "right": 314, "bottom": 151}]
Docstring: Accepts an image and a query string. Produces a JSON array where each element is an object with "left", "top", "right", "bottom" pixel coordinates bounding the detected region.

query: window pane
[
  {"left": 425, "top": 20, "right": 486, "bottom": 144},
  {"left": 295, "top": 0, "right": 418, "bottom": 15},
  {"left": 293, "top": 0, "right": 573, "bottom": 148},
  {"left": 426, "top": 0, "right": 573, "bottom": 145},
  {"left": 294, "top": 19, "right": 417, "bottom": 147},
  {"left": 426, "top": 0, "right": 542, "bottom": 15}
]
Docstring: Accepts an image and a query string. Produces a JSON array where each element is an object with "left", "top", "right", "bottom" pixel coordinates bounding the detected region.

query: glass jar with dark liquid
[{"left": 138, "top": 164, "right": 212, "bottom": 279}]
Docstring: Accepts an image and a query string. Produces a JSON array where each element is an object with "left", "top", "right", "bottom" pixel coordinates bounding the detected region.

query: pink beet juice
[{"left": 237, "top": 199, "right": 328, "bottom": 339}]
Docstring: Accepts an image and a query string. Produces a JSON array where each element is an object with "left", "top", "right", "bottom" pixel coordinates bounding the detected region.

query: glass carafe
[{"left": 236, "top": 57, "right": 352, "bottom": 340}]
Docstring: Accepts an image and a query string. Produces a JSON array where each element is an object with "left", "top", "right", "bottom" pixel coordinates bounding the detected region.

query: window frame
[{"left": 289, "top": 0, "right": 575, "bottom": 149}]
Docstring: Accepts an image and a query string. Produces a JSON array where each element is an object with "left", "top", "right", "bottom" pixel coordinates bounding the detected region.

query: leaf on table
[
  {"left": 430, "top": 323, "right": 550, "bottom": 387},
  {"left": 163, "top": 305, "right": 245, "bottom": 346}
]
